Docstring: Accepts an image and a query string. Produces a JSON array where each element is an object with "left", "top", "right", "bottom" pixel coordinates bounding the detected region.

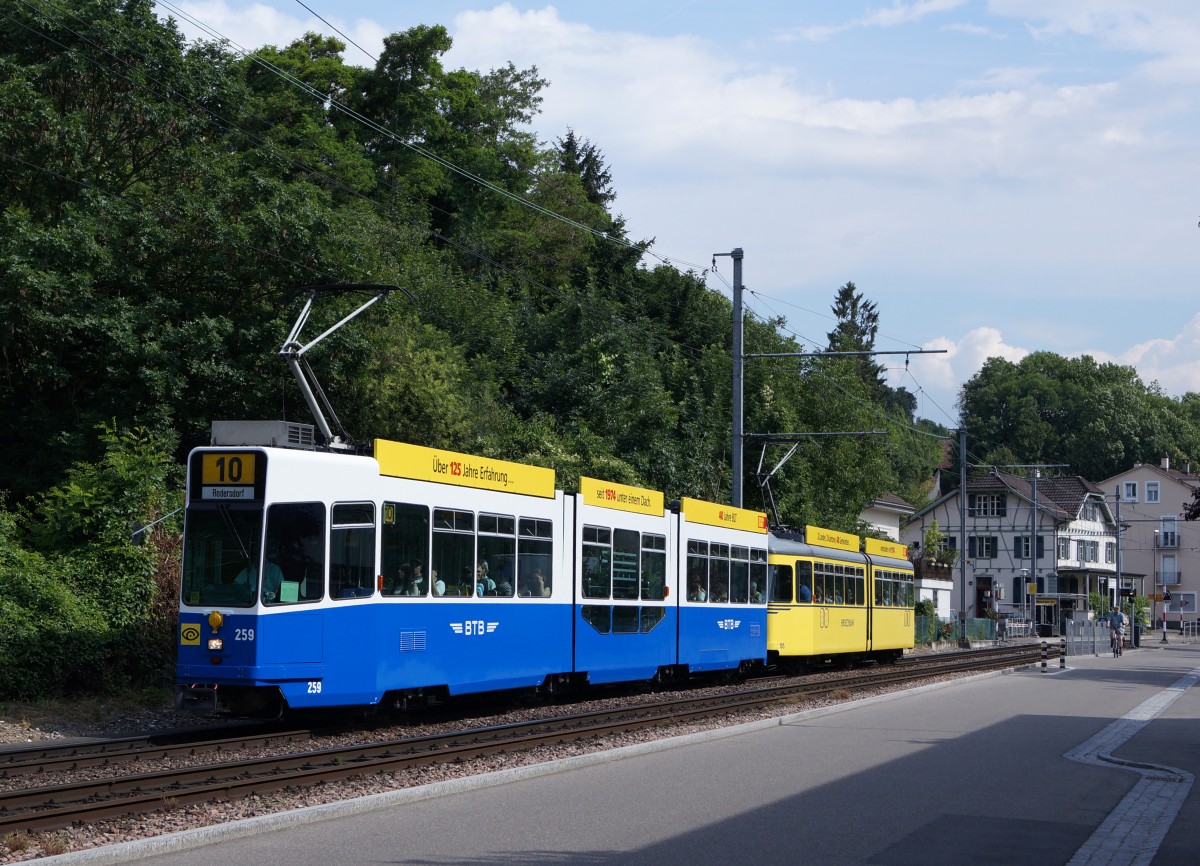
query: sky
[{"left": 156, "top": 1, "right": 1200, "bottom": 427}]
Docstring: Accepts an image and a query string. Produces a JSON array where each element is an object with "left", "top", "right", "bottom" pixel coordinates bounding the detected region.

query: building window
[
  {"left": 1105, "top": 542, "right": 1116, "bottom": 563},
  {"left": 967, "top": 493, "right": 1006, "bottom": 517},
  {"left": 1160, "top": 553, "right": 1178, "bottom": 585},
  {"left": 1159, "top": 516, "right": 1178, "bottom": 548},
  {"left": 1057, "top": 537, "right": 1071, "bottom": 560},
  {"left": 1015, "top": 536, "right": 1044, "bottom": 560},
  {"left": 1122, "top": 482, "right": 1137, "bottom": 502},
  {"left": 1146, "top": 482, "right": 1160, "bottom": 504},
  {"left": 968, "top": 536, "right": 997, "bottom": 559}
]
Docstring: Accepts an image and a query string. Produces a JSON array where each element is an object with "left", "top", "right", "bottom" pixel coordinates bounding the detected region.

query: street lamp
[
  {"left": 1155, "top": 530, "right": 1168, "bottom": 644},
  {"left": 1020, "top": 568, "right": 1030, "bottom": 631}
]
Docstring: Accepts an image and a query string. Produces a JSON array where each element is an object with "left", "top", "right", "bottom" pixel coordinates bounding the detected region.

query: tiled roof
[
  {"left": 873, "top": 493, "right": 913, "bottom": 511},
  {"left": 964, "top": 471, "right": 1104, "bottom": 521}
]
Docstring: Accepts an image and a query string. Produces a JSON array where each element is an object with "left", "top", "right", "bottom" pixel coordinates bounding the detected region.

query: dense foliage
[
  {"left": 22, "top": 2, "right": 1191, "bottom": 697},
  {"left": 959, "top": 353, "right": 1200, "bottom": 482}
]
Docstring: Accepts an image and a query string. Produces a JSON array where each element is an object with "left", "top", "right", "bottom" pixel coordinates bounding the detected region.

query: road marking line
[{"left": 1064, "top": 665, "right": 1200, "bottom": 866}]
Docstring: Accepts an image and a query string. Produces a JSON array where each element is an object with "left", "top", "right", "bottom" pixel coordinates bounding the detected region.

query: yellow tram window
[{"left": 770, "top": 563, "right": 793, "bottom": 603}]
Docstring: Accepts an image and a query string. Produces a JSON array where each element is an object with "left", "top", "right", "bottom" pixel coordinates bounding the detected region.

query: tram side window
[
  {"left": 770, "top": 564, "right": 794, "bottom": 603},
  {"left": 331, "top": 503, "right": 376, "bottom": 600},
  {"left": 832, "top": 564, "right": 845, "bottom": 605},
  {"left": 641, "top": 606, "right": 665, "bottom": 632},
  {"left": 582, "top": 605, "right": 611, "bottom": 634},
  {"left": 687, "top": 541, "right": 709, "bottom": 601},
  {"left": 263, "top": 502, "right": 326, "bottom": 605},
  {"left": 478, "top": 513, "right": 515, "bottom": 597},
  {"left": 641, "top": 534, "right": 666, "bottom": 601},
  {"left": 613, "top": 605, "right": 639, "bottom": 633},
  {"left": 583, "top": 526, "right": 612, "bottom": 599},
  {"left": 795, "top": 561, "right": 812, "bottom": 603},
  {"left": 750, "top": 548, "right": 767, "bottom": 604},
  {"left": 709, "top": 544, "right": 730, "bottom": 602},
  {"left": 433, "top": 508, "right": 475, "bottom": 597},
  {"left": 382, "top": 502, "right": 430, "bottom": 597},
  {"left": 518, "top": 518, "right": 553, "bottom": 597},
  {"left": 846, "top": 566, "right": 862, "bottom": 606},
  {"left": 729, "top": 546, "right": 749, "bottom": 604},
  {"left": 612, "top": 529, "right": 640, "bottom": 600},
  {"left": 820, "top": 564, "right": 832, "bottom": 604}
]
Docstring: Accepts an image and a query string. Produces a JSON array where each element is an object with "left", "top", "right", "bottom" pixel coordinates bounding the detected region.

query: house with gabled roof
[
  {"left": 861, "top": 493, "right": 914, "bottom": 541},
  {"left": 900, "top": 471, "right": 1119, "bottom": 635},
  {"left": 1100, "top": 456, "right": 1200, "bottom": 631}
]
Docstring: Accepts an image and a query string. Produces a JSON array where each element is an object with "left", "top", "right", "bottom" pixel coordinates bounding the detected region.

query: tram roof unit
[{"left": 211, "top": 420, "right": 318, "bottom": 450}]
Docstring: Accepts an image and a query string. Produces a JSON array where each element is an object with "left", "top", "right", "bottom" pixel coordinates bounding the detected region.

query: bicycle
[{"left": 1111, "top": 629, "right": 1123, "bottom": 657}]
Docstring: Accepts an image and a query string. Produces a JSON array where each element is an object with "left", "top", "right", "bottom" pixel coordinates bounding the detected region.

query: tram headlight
[{"left": 207, "top": 637, "right": 224, "bottom": 651}]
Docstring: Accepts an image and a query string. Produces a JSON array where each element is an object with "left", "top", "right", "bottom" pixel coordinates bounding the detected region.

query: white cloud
[
  {"left": 899, "top": 315, "right": 1200, "bottom": 425},
  {"left": 165, "top": 1, "right": 385, "bottom": 62},
  {"left": 991, "top": 1, "right": 1200, "bottom": 83},
  {"left": 166, "top": 1, "right": 305, "bottom": 51},
  {"left": 892, "top": 327, "right": 1027, "bottom": 416},
  {"left": 862, "top": 0, "right": 967, "bottom": 29},
  {"left": 1087, "top": 314, "right": 1200, "bottom": 397},
  {"left": 446, "top": 5, "right": 1146, "bottom": 190},
  {"left": 778, "top": 0, "right": 966, "bottom": 42},
  {"left": 942, "top": 22, "right": 1004, "bottom": 38}
]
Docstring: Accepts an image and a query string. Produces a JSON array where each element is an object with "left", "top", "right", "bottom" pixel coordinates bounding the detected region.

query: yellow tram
[{"left": 767, "top": 526, "right": 914, "bottom": 666}]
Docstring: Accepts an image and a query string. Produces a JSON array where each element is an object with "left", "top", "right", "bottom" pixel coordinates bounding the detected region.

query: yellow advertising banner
[
  {"left": 682, "top": 497, "right": 768, "bottom": 533},
  {"left": 865, "top": 537, "right": 908, "bottom": 559},
  {"left": 374, "top": 439, "right": 555, "bottom": 499},
  {"left": 807, "top": 524, "right": 859, "bottom": 553},
  {"left": 579, "top": 476, "right": 663, "bottom": 516}
]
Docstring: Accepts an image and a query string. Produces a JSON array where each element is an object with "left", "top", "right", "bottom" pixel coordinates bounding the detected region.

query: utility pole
[
  {"left": 959, "top": 429, "right": 968, "bottom": 646},
  {"left": 732, "top": 250, "right": 744, "bottom": 507},
  {"left": 718, "top": 247, "right": 944, "bottom": 511},
  {"left": 714, "top": 248, "right": 744, "bottom": 506}
]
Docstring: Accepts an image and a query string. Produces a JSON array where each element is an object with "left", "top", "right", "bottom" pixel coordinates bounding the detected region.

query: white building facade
[{"left": 901, "top": 472, "right": 1119, "bottom": 635}]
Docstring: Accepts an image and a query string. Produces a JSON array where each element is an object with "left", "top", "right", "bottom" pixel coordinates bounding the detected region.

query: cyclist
[{"left": 1108, "top": 607, "right": 1127, "bottom": 656}]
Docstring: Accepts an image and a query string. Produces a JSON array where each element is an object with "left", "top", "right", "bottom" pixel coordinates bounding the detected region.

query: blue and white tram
[
  {"left": 676, "top": 497, "right": 769, "bottom": 675},
  {"left": 175, "top": 432, "right": 770, "bottom": 716},
  {"left": 574, "top": 477, "right": 674, "bottom": 685}
]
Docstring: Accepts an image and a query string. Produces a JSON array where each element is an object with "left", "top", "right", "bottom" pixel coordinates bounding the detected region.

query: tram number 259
[{"left": 307, "top": 681, "right": 322, "bottom": 694}]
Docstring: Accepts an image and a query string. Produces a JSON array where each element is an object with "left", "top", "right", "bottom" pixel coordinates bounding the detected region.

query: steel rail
[{"left": 0, "top": 646, "right": 1045, "bottom": 833}]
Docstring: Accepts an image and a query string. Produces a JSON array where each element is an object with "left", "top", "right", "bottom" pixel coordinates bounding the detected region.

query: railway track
[{"left": 0, "top": 644, "right": 1050, "bottom": 833}]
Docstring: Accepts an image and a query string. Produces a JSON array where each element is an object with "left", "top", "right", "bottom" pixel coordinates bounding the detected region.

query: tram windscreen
[{"left": 181, "top": 505, "right": 263, "bottom": 607}]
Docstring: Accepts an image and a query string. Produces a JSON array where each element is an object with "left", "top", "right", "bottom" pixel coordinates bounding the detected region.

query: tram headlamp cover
[
  {"left": 208, "top": 610, "right": 224, "bottom": 631},
  {"left": 207, "top": 638, "right": 224, "bottom": 651}
]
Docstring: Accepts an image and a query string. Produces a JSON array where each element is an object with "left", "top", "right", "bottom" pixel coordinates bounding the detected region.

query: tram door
[{"left": 573, "top": 479, "right": 674, "bottom": 686}]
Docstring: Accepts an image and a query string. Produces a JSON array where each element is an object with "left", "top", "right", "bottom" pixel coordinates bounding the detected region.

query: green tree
[
  {"left": 556, "top": 128, "right": 615, "bottom": 207},
  {"left": 826, "top": 282, "right": 888, "bottom": 403},
  {"left": 960, "top": 352, "right": 1200, "bottom": 480}
]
